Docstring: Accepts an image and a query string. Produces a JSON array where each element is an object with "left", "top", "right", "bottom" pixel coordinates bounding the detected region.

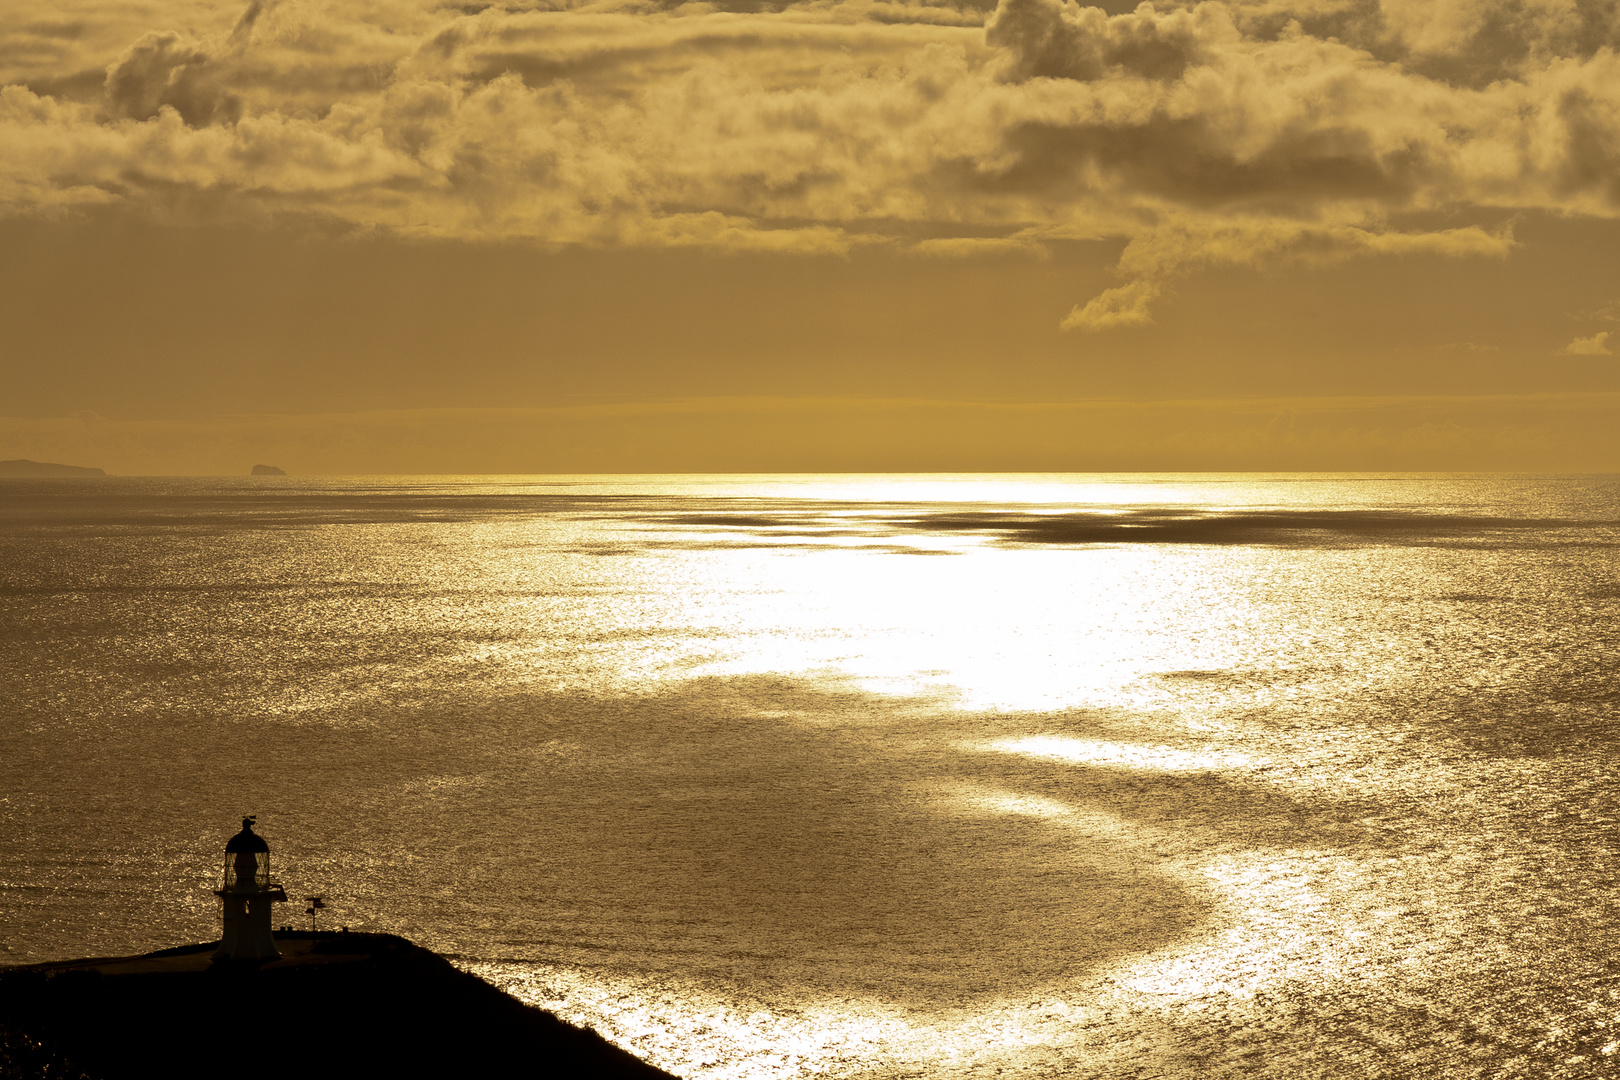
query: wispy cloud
[
  {"left": 1564, "top": 331, "right": 1612, "bottom": 355},
  {"left": 1, "top": 0, "right": 1618, "bottom": 325}
]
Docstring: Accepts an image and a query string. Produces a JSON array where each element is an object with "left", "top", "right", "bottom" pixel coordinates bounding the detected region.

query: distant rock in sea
[
  {"left": 250, "top": 464, "right": 287, "bottom": 476},
  {"left": 0, "top": 459, "right": 106, "bottom": 477}
]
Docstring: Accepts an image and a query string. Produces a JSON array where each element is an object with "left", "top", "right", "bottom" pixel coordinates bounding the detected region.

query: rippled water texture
[{"left": 3, "top": 474, "right": 1618, "bottom": 1077}]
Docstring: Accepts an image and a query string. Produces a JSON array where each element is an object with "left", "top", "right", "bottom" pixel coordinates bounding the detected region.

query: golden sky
[{"left": 1, "top": 0, "right": 1617, "bottom": 472}]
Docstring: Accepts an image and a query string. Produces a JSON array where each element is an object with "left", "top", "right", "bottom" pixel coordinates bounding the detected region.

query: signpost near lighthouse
[{"left": 212, "top": 816, "right": 288, "bottom": 961}]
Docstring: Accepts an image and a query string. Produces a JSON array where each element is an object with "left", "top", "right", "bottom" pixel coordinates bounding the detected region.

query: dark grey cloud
[
  {"left": 986, "top": 0, "right": 1212, "bottom": 81},
  {"left": 102, "top": 31, "right": 241, "bottom": 125}
]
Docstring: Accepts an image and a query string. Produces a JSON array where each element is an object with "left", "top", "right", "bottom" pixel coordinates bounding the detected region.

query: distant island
[
  {"left": 0, "top": 459, "right": 106, "bottom": 477},
  {"left": 250, "top": 464, "right": 287, "bottom": 476},
  {"left": 0, "top": 932, "right": 677, "bottom": 1080}
]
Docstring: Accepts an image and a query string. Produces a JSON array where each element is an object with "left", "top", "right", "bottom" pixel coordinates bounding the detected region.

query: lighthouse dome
[
  {"left": 221, "top": 817, "right": 273, "bottom": 893},
  {"left": 225, "top": 817, "right": 270, "bottom": 853}
]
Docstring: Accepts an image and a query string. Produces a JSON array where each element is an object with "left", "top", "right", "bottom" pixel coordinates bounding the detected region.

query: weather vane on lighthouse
[{"left": 212, "top": 815, "right": 289, "bottom": 961}]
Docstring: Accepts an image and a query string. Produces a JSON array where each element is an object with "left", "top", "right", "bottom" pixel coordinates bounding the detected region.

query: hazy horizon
[
  {"left": 6, "top": 390, "right": 1618, "bottom": 476},
  {"left": 12, "top": 465, "right": 1620, "bottom": 478}
]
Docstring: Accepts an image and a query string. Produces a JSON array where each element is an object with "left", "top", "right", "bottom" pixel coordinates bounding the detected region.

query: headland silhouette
[
  {"left": 0, "top": 817, "right": 677, "bottom": 1079},
  {"left": 0, "top": 460, "right": 106, "bottom": 477},
  {"left": 0, "top": 932, "right": 677, "bottom": 1079}
]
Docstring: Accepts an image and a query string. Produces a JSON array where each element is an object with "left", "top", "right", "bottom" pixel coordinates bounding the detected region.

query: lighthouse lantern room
[{"left": 213, "top": 816, "right": 289, "bottom": 961}]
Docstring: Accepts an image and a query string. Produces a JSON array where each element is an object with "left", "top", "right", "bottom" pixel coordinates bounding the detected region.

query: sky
[{"left": 1, "top": 0, "right": 1617, "bottom": 473}]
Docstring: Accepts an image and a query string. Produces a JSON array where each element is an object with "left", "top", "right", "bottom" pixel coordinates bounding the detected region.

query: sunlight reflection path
[
  {"left": 437, "top": 501, "right": 1499, "bottom": 1076},
  {"left": 467, "top": 757, "right": 1407, "bottom": 1078},
  {"left": 982, "top": 735, "right": 1261, "bottom": 773},
  {"left": 464, "top": 958, "right": 1139, "bottom": 1080}
]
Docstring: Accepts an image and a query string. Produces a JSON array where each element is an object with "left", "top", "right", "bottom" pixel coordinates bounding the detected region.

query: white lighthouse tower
[{"left": 213, "top": 816, "right": 288, "bottom": 961}]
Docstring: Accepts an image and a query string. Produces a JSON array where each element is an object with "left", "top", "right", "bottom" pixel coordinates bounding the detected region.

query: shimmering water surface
[{"left": 3, "top": 474, "right": 1618, "bottom": 1077}]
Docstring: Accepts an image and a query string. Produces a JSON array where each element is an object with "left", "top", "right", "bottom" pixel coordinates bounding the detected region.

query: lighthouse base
[{"left": 213, "top": 889, "right": 285, "bottom": 960}]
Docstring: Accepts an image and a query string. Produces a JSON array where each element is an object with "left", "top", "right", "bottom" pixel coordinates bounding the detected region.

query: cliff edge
[{"left": 0, "top": 932, "right": 678, "bottom": 1080}]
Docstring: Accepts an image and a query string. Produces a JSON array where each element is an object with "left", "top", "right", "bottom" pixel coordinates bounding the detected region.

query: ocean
[{"left": 2, "top": 473, "right": 1617, "bottom": 1077}]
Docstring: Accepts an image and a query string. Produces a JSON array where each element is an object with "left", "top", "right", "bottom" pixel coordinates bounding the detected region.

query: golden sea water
[{"left": 2, "top": 473, "right": 1618, "bottom": 1077}]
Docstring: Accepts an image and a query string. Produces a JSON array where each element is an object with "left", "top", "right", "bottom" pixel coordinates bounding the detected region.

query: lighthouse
[{"left": 213, "top": 816, "right": 289, "bottom": 961}]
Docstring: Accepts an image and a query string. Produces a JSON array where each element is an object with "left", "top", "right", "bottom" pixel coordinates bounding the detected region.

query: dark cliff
[{"left": 0, "top": 932, "right": 678, "bottom": 1080}]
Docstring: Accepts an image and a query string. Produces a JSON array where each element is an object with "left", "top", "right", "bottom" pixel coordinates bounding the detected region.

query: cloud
[
  {"left": 1063, "top": 219, "right": 1512, "bottom": 329},
  {"left": 2, "top": 0, "right": 1620, "bottom": 324},
  {"left": 985, "top": 0, "right": 1228, "bottom": 83},
  {"left": 1564, "top": 330, "right": 1612, "bottom": 354},
  {"left": 1062, "top": 277, "right": 1161, "bottom": 330},
  {"left": 910, "top": 234, "right": 1049, "bottom": 258},
  {"left": 102, "top": 31, "right": 241, "bottom": 125}
]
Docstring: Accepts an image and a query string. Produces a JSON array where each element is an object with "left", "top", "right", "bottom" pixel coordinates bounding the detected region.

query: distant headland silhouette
[
  {"left": 250, "top": 464, "right": 287, "bottom": 476},
  {"left": 0, "top": 459, "right": 105, "bottom": 477}
]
